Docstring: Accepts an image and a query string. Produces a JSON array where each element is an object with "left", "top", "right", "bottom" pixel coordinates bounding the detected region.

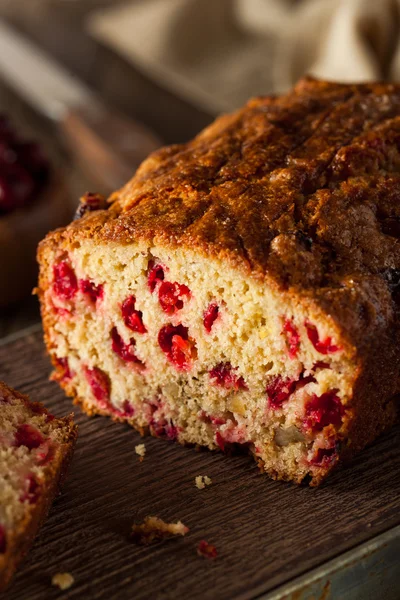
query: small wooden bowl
[{"left": 0, "top": 171, "right": 72, "bottom": 308}]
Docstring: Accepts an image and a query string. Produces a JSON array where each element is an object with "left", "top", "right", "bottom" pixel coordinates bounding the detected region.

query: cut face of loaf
[
  {"left": 39, "top": 240, "right": 355, "bottom": 485},
  {"left": 0, "top": 382, "right": 77, "bottom": 590},
  {"left": 38, "top": 77, "right": 400, "bottom": 485}
]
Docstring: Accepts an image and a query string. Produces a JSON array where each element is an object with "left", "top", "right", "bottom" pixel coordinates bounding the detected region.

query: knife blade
[{"left": 0, "top": 20, "right": 162, "bottom": 191}]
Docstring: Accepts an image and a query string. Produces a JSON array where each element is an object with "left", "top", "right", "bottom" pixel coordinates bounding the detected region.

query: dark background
[{"left": 0, "top": 0, "right": 213, "bottom": 337}]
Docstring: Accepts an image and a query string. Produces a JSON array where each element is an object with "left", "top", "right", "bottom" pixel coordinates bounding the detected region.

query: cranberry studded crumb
[
  {"left": 148, "top": 262, "right": 165, "bottom": 292},
  {"left": 111, "top": 327, "right": 144, "bottom": 366},
  {"left": 53, "top": 262, "right": 78, "bottom": 300},
  {"left": 79, "top": 279, "right": 104, "bottom": 303},
  {"left": 84, "top": 366, "right": 111, "bottom": 407},
  {"left": 158, "top": 281, "right": 191, "bottom": 315},
  {"left": 282, "top": 319, "right": 300, "bottom": 359},
  {"left": 310, "top": 443, "right": 339, "bottom": 467},
  {"left": 121, "top": 295, "right": 147, "bottom": 333},
  {"left": 209, "top": 362, "right": 248, "bottom": 390},
  {"left": 19, "top": 474, "right": 40, "bottom": 504},
  {"left": 306, "top": 322, "right": 341, "bottom": 354},
  {"left": 73, "top": 191, "right": 107, "bottom": 220},
  {"left": 158, "top": 324, "right": 197, "bottom": 370},
  {"left": 14, "top": 424, "right": 45, "bottom": 450},
  {"left": 0, "top": 525, "right": 6, "bottom": 553},
  {"left": 218, "top": 422, "right": 247, "bottom": 445},
  {"left": 35, "top": 440, "right": 52, "bottom": 465},
  {"left": 197, "top": 540, "right": 217, "bottom": 559},
  {"left": 203, "top": 302, "right": 219, "bottom": 332},
  {"left": 54, "top": 356, "right": 72, "bottom": 380},
  {"left": 150, "top": 419, "right": 178, "bottom": 440},
  {"left": 303, "top": 390, "right": 344, "bottom": 432}
]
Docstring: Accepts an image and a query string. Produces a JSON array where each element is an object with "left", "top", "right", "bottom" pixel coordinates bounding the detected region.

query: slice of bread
[
  {"left": 37, "top": 78, "right": 399, "bottom": 485},
  {"left": 0, "top": 381, "right": 77, "bottom": 591}
]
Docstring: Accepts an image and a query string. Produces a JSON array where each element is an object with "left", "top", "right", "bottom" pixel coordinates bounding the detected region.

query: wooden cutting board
[{"left": 1, "top": 328, "right": 399, "bottom": 600}]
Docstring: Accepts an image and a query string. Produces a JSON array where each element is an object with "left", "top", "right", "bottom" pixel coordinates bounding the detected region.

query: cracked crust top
[{"left": 39, "top": 77, "right": 400, "bottom": 356}]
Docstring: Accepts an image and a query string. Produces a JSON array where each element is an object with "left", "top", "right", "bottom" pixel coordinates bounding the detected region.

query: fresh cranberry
[
  {"left": 79, "top": 279, "right": 104, "bottom": 303},
  {"left": 15, "top": 424, "right": 45, "bottom": 450},
  {"left": 148, "top": 262, "right": 165, "bottom": 292},
  {"left": 20, "top": 474, "right": 40, "bottom": 504},
  {"left": 0, "top": 141, "right": 16, "bottom": 167},
  {"left": 0, "top": 162, "right": 34, "bottom": 211},
  {"left": 0, "top": 115, "right": 16, "bottom": 143},
  {"left": 215, "top": 431, "right": 225, "bottom": 451},
  {"left": 15, "top": 141, "right": 49, "bottom": 183},
  {"left": 0, "top": 173, "right": 13, "bottom": 212},
  {"left": 209, "top": 362, "right": 248, "bottom": 391},
  {"left": 150, "top": 419, "right": 178, "bottom": 440},
  {"left": 266, "top": 376, "right": 297, "bottom": 409},
  {"left": 0, "top": 525, "right": 6, "bottom": 554},
  {"left": 283, "top": 319, "right": 300, "bottom": 359},
  {"left": 158, "top": 281, "right": 191, "bottom": 315},
  {"left": 0, "top": 116, "right": 49, "bottom": 214},
  {"left": 310, "top": 443, "right": 339, "bottom": 467},
  {"left": 53, "top": 261, "right": 78, "bottom": 300},
  {"left": 111, "top": 327, "right": 144, "bottom": 366},
  {"left": 303, "top": 390, "right": 344, "bottom": 432},
  {"left": 306, "top": 322, "right": 341, "bottom": 354},
  {"left": 54, "top": 356, "right": 72, "bottom": 380},
  {"left": 197, "top": 540, "right": 217, "bottom": 559},
  {"left": 203, "top": 303, "right": 219, "bottom": 332},
  {"left": 121, "top": 296, "right": 147, "bottom": 333},
  {"left": 84, "top": 366, "right": 110, "bottom": 406},
  {"left": 158, "top": 324, "right": 197, "bottom": 370},
  {"left": 121, "top": 400, "right": 135, "bottom": 417}
]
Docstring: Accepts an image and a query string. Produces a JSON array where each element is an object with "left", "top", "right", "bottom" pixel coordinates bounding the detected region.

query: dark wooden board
[{"left": 1, "top": 329, "right": 399, "bottom": 600}]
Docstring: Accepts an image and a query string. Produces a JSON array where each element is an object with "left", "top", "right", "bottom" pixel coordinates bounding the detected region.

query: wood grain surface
[{"left": 0, "top": 328, "right": 399, "bottom": 600}]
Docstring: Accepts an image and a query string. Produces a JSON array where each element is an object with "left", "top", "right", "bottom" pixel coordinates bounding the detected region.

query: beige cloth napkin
[{"left": 89, "top": 0, "right": 400, "bottom": 114}]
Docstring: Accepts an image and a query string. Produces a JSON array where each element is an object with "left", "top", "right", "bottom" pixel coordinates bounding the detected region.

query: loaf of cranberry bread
[
  {"left": 37, "top": 77, "right": 399, "bottom": 485},
  {"left": 0, "top": 381, "right": 77, "bottom": 590}
]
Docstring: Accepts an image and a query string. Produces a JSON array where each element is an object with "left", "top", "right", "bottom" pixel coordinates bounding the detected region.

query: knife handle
[{"left": 60, "top": 104, "right": 162, "bottom": 194}]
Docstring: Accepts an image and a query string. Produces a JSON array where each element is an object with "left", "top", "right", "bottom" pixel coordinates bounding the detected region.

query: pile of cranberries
[{"left": 0, "top": 115, "right": 49, "bottom": 214}]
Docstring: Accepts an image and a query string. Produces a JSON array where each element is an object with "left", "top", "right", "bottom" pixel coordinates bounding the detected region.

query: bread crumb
[
  {"left": 131, "top": 516, "right": 189, "bottom": 545},
  {"left": 52, "top": 572, "right": 74, "bottom": 590},
  {"left": 135, "top": 443, "right": 146, "bottom": 461},
  {"left": 195, "top": 475, "right": 212, "bottom": 489}
]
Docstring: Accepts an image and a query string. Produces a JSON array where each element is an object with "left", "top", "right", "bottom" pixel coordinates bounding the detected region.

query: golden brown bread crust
[
  {"left": 0, "top": 382, "right": 77, "bottom": 592},
  {"left": 38, "top": 77, "right": 400, "bottom": 480}
]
